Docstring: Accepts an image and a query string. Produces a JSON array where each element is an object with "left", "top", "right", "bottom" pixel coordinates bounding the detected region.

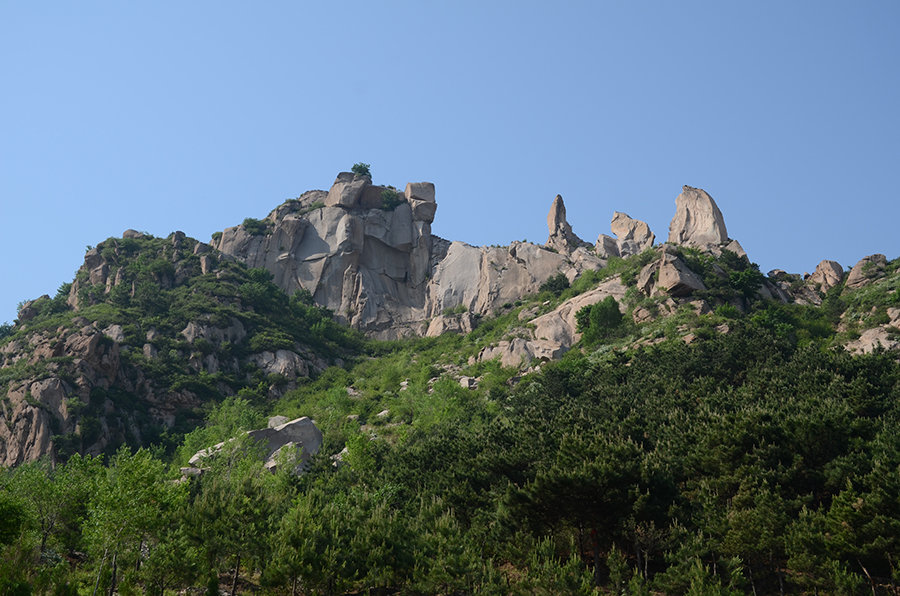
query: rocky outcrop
[
  {"left": 656, "top": 253, "right": 707, "bottom": 297},
  {"left": 187, "top": 416, "right": 323, "bottom": 475},
  {"left": 844, "top": 254, "right": 887, "bottom": 290},
  {"left": 610, "top": 212, "right": 655, "bottom": 257},
  {"left": 426, "top": 312, "right": 477, "bottom": 337},
  {"left": 214, "top": 182, "right": 601, "bottom": 339},
  {"left": 668, "top": 186, "right": 729, "bottom": 249},
  {"left": 807, "top": 260, "right": 844, "bottom": 293},
  {"left": 0, "top": 325, "right": 130, "bottom": 467},
  {"left": 546, "top": 195, "right": 588, "bottom": 253},
  {"left": 477, "top": 278, "right": 627, "bottom": 367}
]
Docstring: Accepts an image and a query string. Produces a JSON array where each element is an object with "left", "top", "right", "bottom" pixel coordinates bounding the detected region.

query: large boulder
[
  {"left": 188, "top": 416, "right": 323, "bottom": 475},
  {"left": 325, "top": 172, "right": 371, "bottom": 208},
  {"left": 478, "top": 278, "right": 628, "bottom": 368},
  {"left": 668, "top": 186, "right": 729, "bottom": 248},
  {"left": 844, "top": 254, "right": 888, "bottom": 290},
  {"left": 807, "top": 259, "right": 844, "bottom": 292},
  {"left": 656, "top": 253, "right": 707, "bottom": 297},
  {"left": 610, "top": 212, "right": 654, "bottom": 256}
]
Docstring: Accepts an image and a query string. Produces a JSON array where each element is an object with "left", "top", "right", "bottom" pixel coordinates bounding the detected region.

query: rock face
[
  {"left": 214, "top": 183, "right": 601, "bottom": 339},
  {"left": 668, "top": 186, "right": 729, "bottom": 248}
]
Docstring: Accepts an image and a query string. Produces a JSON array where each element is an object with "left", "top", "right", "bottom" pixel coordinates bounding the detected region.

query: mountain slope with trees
[{"left": 0, "top": 173, "right": 898, "bottom": 593}]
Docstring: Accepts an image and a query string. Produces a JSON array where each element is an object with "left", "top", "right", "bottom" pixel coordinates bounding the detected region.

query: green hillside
[{"left": 1, "top": 240, "right": 898, "bottom": 594}]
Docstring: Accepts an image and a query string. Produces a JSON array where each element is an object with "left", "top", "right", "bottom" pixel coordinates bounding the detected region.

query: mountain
[
  {"left": 1, "top": 171, "right": 899, "bottom": 593},
  {"left": 1, "top": 172, "right": 897, "bottom": 467}
]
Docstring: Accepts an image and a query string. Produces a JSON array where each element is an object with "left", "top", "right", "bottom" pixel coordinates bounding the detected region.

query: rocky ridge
[{"left": 2, "top": 172, "right": 898, "bottom": 467}]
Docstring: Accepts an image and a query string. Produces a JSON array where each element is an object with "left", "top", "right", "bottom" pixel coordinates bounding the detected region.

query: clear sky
[{"left": 2, "top": 2, "right": 898, "bottom": 324}]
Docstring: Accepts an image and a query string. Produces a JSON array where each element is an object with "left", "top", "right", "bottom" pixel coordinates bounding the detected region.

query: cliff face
[{"left": 212, "top": 174, "right": 606, "bottom": 339}]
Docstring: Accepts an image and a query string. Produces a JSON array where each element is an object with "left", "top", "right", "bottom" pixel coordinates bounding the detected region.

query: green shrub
[
  {"left": 352, "top": 162, "right": 372, "bottom": 177},
  {"left": 539, "top": 273, "right": 570, "bottom": 296},
  {"left": 575, "top": 295, "right": 623, "bottom": 344},
  {"left": 242, "top": 218, "right": 270, "bottom": 236},
  {"left": 299, "top": 201, "right": 325, "bottom": 215},
  {"left": 381, "top": 188, "right": 404, "bottom": 211}
]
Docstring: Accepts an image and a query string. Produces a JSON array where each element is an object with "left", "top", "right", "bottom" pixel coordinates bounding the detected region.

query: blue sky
[{"left": 2, "top": 2, "right": 898, "bottom": 324}]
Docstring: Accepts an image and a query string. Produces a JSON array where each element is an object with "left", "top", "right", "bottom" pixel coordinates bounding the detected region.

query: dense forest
[{"left": 1, "top": 243, "right": 898, "bottom": 594}]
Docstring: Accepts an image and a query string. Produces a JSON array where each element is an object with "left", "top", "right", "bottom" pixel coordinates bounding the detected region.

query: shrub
[
  {"left": 539, "top": 273, "right": 570, "bottom": 296},
  {"left": 351, "top": 162, "right": 372, "bottom": 177},
  {"left": 381, "top": 188, "right": 404, "bottom": 211},
  {"left": 575, "top": 296, "right": 623, "bottom": 344},
  {"left": 242, "top": 218, "right": 270, "bottom": 236}
]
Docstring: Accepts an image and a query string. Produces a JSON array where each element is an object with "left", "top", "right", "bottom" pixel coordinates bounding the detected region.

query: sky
[{"left": 2, "top": 2, "right": 898, "bottom": 324}]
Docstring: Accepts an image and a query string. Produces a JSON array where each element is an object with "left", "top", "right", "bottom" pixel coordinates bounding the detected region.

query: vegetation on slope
[{"left": 1, "top": 242, "right": 899, "bottom": 593}]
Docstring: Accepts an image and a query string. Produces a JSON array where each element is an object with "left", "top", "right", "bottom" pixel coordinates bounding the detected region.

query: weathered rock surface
[
  {"left": 610, "top": 212, "right": 655, "bottom": 256},
  {"left": 426, "top": 312, "right": 477, "bottom": 337},
  {"left": 477, "top": 278, "right": 627, "bottom": 367},
  {"left": 656, "top": 253, "right": 707, "bottom": 297},
  {"left": 214, "top": 185, "right": 601, "bottom": 339},
  {"left": 844, "top": 254, "right": 888, "bottom": 290},
  {"left": 546, "top": 195, "right": 589, "bottom": 253},
  {"left": 808, "top": 260, "right": 844, "bottom": 293},
  {"left": 188, "top": 416, "right": 323, "bottom": 475},
  {"left": 668, "top": 186, "right": 729, "bottom": 248}
]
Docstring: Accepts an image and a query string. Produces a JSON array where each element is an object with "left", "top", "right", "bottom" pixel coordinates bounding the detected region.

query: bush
[
  {"left": 242, "top": 218, "right": 270, "bottom": 236},
  {"left": 539, "top": 273, "right": 570, "bottom": 296},
  {"left": 352, "top": 162, "right": 372, "bottom": 177},
  {"left": 381, "top": 188, "right": 404, "bottom": 211},
  {"left": 575, "top": 295, "right": 623, "bottom": 344}
]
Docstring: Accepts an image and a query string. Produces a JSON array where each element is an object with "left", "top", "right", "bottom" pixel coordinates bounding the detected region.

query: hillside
[{"left": 0, "top": 172, "right": 898, "bottom": 594}]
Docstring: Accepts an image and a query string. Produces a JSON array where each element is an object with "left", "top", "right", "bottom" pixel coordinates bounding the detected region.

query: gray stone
[
  {"left": 656, "top": 254, "right": 706, "bottom": 297},
  {"left": 595, "top": 234, "right": 619, "bottom": 258},
  {"left": 808, "top": 259, "right": 844, "bottom": 292},
  {"left": 844, "top": 254, "right": 887, "bottom": 290},
  {"left": 610, "top": 212, "right": 654, "bottom": 256},
  {"left": 546, "top": 195, "right": 586, "bottom": 252},
  {"left": 668, "top": 186, "right": 728, "bottom": 247},
  {"left": 325, "top": 172, "right": 370, "bottom": 208},
  {"left": 405, "top": 182, "right": 436, "bottom": 203}
]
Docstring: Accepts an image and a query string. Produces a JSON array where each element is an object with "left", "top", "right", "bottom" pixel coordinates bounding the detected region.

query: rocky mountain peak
[
  {"left": 668, "top": 185, "right": 729, "bottom": 248},
  {"left": 546, "top": 194, "right": 587, "bottom": 252}
]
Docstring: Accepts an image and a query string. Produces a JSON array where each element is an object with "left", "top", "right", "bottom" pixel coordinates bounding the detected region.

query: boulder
[
  {"left": 595, "top": 234, "right": 619, "bottom": 259},
  {"left": 189, "top": 416, "right": 323, "bottom": 475},
  {"left": 844, "top": 254, "right": 888, "bottom": 290},
  {"left": 359, "top": 185, "right": 389, "bottom": 210},
  {"left": 610, "top": 212, "right": 654, "bottom": 256},
  {"left": 250, "top": 350, "right": 309, "bottom": 378},
  {"left": 426, "top": 312, "right": 476, "bottom": 337},
  {"left": 405, "top": 182, "right": 436, "bottom": 203},
  {"left": 636, "top": 260, "right": 660, "bottom": 295},
  {"left": 845, "top": 327, "right": 899, "bottom": 355},
  {"left": 325, "top": 172, "right": 370, "bottom": 208},
  {"left": 668, "top": 186, "right": 728, "bottom": 248},
  {"left": 808, "top": 259, "right": 844, "bottom": 292},
  {"left": 656, "top": 253, "right": 706, "bottom": 297},
  {"left": 409, "top": 198, "right": 437, "bottom": 223}
]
